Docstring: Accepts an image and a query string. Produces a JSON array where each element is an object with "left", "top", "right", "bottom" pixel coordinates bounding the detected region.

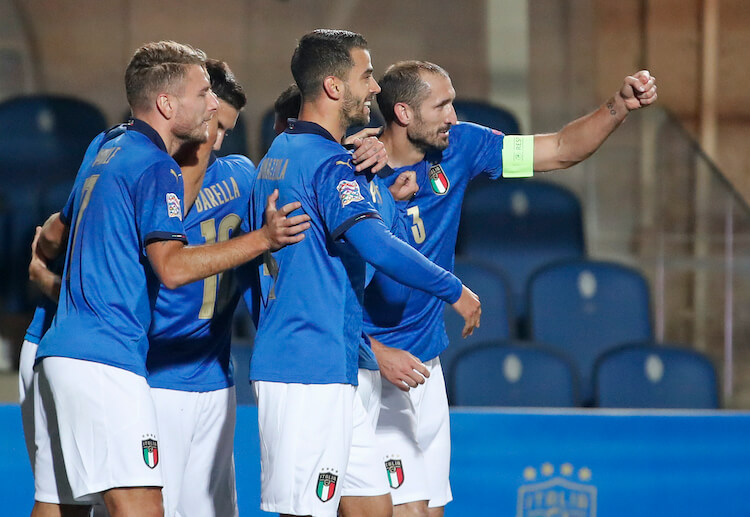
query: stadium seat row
[{"left": 445, "top": 339, "right": 718, "bottom": 409}]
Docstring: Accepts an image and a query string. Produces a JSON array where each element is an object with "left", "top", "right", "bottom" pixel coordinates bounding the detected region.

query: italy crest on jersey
[
  {"left": 316, "top": 471, "right": 338, "bottom": 502},
  {"left": 142, "top": 437, "right": 159, "bottom": 469},
  {"left": 336, "top": 179, "right": 365, "bottom": 207},
  {"left": 429, "top": 164, "right": 450, "bottom": 195},
  {"left": 385, "top": 459, "right": 405, "bottom": 489}
]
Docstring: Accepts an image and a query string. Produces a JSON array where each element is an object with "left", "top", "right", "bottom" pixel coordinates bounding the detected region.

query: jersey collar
[
  {"left": 285, "top": 119, "right": 337, "bottom": 143},
  {"left": 207, "top": 151, "right": 217, "bottom": 168},
  {"left": 126, "top": 118, "right": 168, "bottom": 153}
]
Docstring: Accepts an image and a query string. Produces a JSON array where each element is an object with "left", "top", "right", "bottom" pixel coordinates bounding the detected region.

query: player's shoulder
[
  {"left": 452, "top": 121, "right": 504, "bottom": 141},
  {"left": 214, "top": 154, "right": 256, "bottom": 188},
  {"left": 217, "top": 154, "right": 255, "bottom": 170}
]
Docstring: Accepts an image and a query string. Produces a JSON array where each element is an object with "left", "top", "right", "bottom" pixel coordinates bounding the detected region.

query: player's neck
[
  {"left": 133, "top": 111, "right": 183, "bottom": 156},
  {"left": 175, "top": 141, "right": 211, "bottom": 216},
  {"left": 380, "top": 125, "right": 426, "bottom": 168},
  {"left": 298, "top": 102, "right": 346, "bottom": 143}
]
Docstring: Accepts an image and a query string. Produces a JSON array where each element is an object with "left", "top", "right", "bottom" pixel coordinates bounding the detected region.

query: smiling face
[
  {"left": 406, "top": 72, "right": 457, "bottom": 152},
  {"left": 341, "top": 48, "right": 381, "bottom": 127},
  {"left": 171, "top": 64, "right": 219, "bottom": 144}
]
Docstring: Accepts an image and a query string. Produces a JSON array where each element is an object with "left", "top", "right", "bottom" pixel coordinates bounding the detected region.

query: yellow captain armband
[{"left": 501, "top": 135, "right": 534, "bottom": 178}]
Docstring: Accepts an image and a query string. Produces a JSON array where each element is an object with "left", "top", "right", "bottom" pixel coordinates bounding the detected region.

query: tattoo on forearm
[{"left": 606, "top": 97, "right": 617, "bottom": 116}]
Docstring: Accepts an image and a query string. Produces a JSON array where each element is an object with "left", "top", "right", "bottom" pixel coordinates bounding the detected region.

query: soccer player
[
  {"left": 145, "top": 58, "right": 253, "bottom": 517},
  {"left": 31, "top": 41, "right": 310, "bottom": 517},
  {"left": 364, "top": 60, "right": 657, "bottom": 517},
  {"left": 272, "top": 83, "right": 423, "bottom": 517},
  {"left": 249, "top": 29, "right": 480, "bottom": 517}
]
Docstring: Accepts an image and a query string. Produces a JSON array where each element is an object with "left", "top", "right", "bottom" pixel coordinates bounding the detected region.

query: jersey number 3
[{"left": 407, "top": 205, "right": 426, "bottom": 244}]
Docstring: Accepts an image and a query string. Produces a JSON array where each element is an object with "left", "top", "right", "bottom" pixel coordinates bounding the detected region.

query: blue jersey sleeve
[
  {"left": 345, "top": 217, "right": 462, "bottom": 303},
  {"left": 458, "top": 122, "right": 505, "bottom": 180},
  {"left": 314, "top": 156, "right": 382, "bottom": 240},
  {"left": 135, "top": 162, "right": 188, "bottom": 246}
]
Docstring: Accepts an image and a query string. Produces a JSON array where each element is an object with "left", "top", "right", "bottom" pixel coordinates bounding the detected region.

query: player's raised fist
[
  {"left": 619, "top": 70, "right": 657, "bottom": 111},
  {"left": 388, "top": 170, "right": 418, "bottom": 201}
]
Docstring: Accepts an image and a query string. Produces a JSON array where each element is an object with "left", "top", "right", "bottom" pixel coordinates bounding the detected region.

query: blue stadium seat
[
  {"left": 594, "top": 342, "right": 719, "bottom": 409},
  {"left": 0, "top": 95, "right": 106, "bottom": 310},
  {"left": 0, "top": 95, "right": 107, "bottom": 186},
  {"left": 528, "top": 259, "right": 653, "bottom": 405},
  {"left": 448, "top": 340, "right": 579, "bottom": 407},
  {"left": 441, "top": 257, "right": 513, "bottom": 387},
  {"left": 231, "top": 341, "right": 255, "bottom": 405},
  {"left": 215, "top": 112, "right": 249, "bottom": 158},
  {"left": 453, "top": 99, "right": 521, "bottom": 135},
  {"left": 458, "top": 179, "right": 585, "bottom": 329}
]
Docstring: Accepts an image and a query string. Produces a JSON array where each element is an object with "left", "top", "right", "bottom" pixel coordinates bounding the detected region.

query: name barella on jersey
[
  {"left": 147, "top": 153, "right": 256, "bottom": 392},
  {"left": 363, "top": 122, "right": 533, "bottom": 362},
  {"left": 250, "top": 120, "right": 382, "bottom": 385},
  {"left": 37, "top": 119, "right": 188, "bottom": 377}
]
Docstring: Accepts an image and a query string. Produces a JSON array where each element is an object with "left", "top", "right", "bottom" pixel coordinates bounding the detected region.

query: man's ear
[
  {"left": 323, "top": 76, "right": 344, "bottom": 101},
  {"left": 393, "top": 102, "right": 412, "bottom": 126},
  {"left": 156, "top": 93, "right": 174, "bottom": 120}
]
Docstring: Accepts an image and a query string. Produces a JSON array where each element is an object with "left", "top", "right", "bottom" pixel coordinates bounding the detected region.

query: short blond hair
[{"left": 125, "top": 40, "right": 207, "bottom": 112}]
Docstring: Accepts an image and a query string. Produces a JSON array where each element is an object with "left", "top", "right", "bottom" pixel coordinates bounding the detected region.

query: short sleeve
[
  {"left": 314, "top": 155, "right": 382, "bottom": 240},
  {"left": 456, "top": 122, "right": 506, "bottom": 180},
  {"left": 135, "top": 160, "right": 188, "bottom": 248}
]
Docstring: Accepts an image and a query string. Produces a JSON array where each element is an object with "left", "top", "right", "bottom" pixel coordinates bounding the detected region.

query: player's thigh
[
  {"left": 412, "top": 359, "right": 451, "bottom": 509},
  {"left": 102, "top": 486, "right": 163, "bottom": 517},
  {"left": 34, "top": 364, "right": 78, "bottom": 505},
  {"left": 254, "top": 381, "right": 355, "bottom": 517},
  {"left": 339, "top": 493, "right": 393, "bottom": 517},
  {"left": 178, "top": 387, "right": 238, "bottom": 517},
  {"left": 342, "top": 370, "right": 390, "bottom": 499},
  {"left": 40, "top": 357, "right": 163, "bottom": 502},
  {"left": 376, "top": 377, "right": 429, "bottom": 505},
  {"left": 150, "top": 387, "right": 197, "bottom": 517}
]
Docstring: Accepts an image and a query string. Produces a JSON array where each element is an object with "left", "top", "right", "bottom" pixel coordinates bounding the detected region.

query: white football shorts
[
  {"left": 150, "top": 386, "right": 238, "bottom": 517},
  {"left": 34, "top": 357, "right": 163, "bottom": 504},
  {"left": 341, "top": 368, "right": 390, "bottom": 497},
  {"left": 253, "top": 381, "right": 355, "bottom": 517},
  {"left": 376, "top": 357, "right": 452, "bottom": 508},
  {"left": 19, "top": 339, "right": 38, "bottom": 471}
]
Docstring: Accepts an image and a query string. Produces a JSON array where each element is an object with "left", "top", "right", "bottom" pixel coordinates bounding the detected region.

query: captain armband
[{"left": 501, "top": 135, "right": 534, "bottom": 178}]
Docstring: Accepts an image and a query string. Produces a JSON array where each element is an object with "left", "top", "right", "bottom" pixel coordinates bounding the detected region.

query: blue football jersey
[
  {"left": 250, "top": 120, "right": 382, "bottom": 385},
  {"left": 147, "top": 154, "right": 256, "bottom": 391},
  {"left": 37, "top": 120, "right": 188, "bottom": 377},
  {"left": 363, "top": 122, "right": 506, "bottom": 361},
  {"left": 23, "top": 299, "right": 56, "bottom": 344},
  {"left": 357, "top": 174, "right": 408, "bottom": 371}
]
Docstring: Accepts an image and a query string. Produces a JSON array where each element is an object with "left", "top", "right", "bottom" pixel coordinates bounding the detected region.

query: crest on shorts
[
  {"left": 385, "top": 459, "right": 405, "bottom": 489},
  {"left": 316, "top": 471, "right": 338, "bottom": 502},
  {"left": 429, "top": 164, "right": 449, "bottom": 195},
  {"left": 517, "top": 462, "right": 596, "bottom": 517},
  {"left": 142, "top": 437, "right": 159, "bottom": 469},
  {"left": 336, "top": 179, "right": 365, "bottom": 207}
]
